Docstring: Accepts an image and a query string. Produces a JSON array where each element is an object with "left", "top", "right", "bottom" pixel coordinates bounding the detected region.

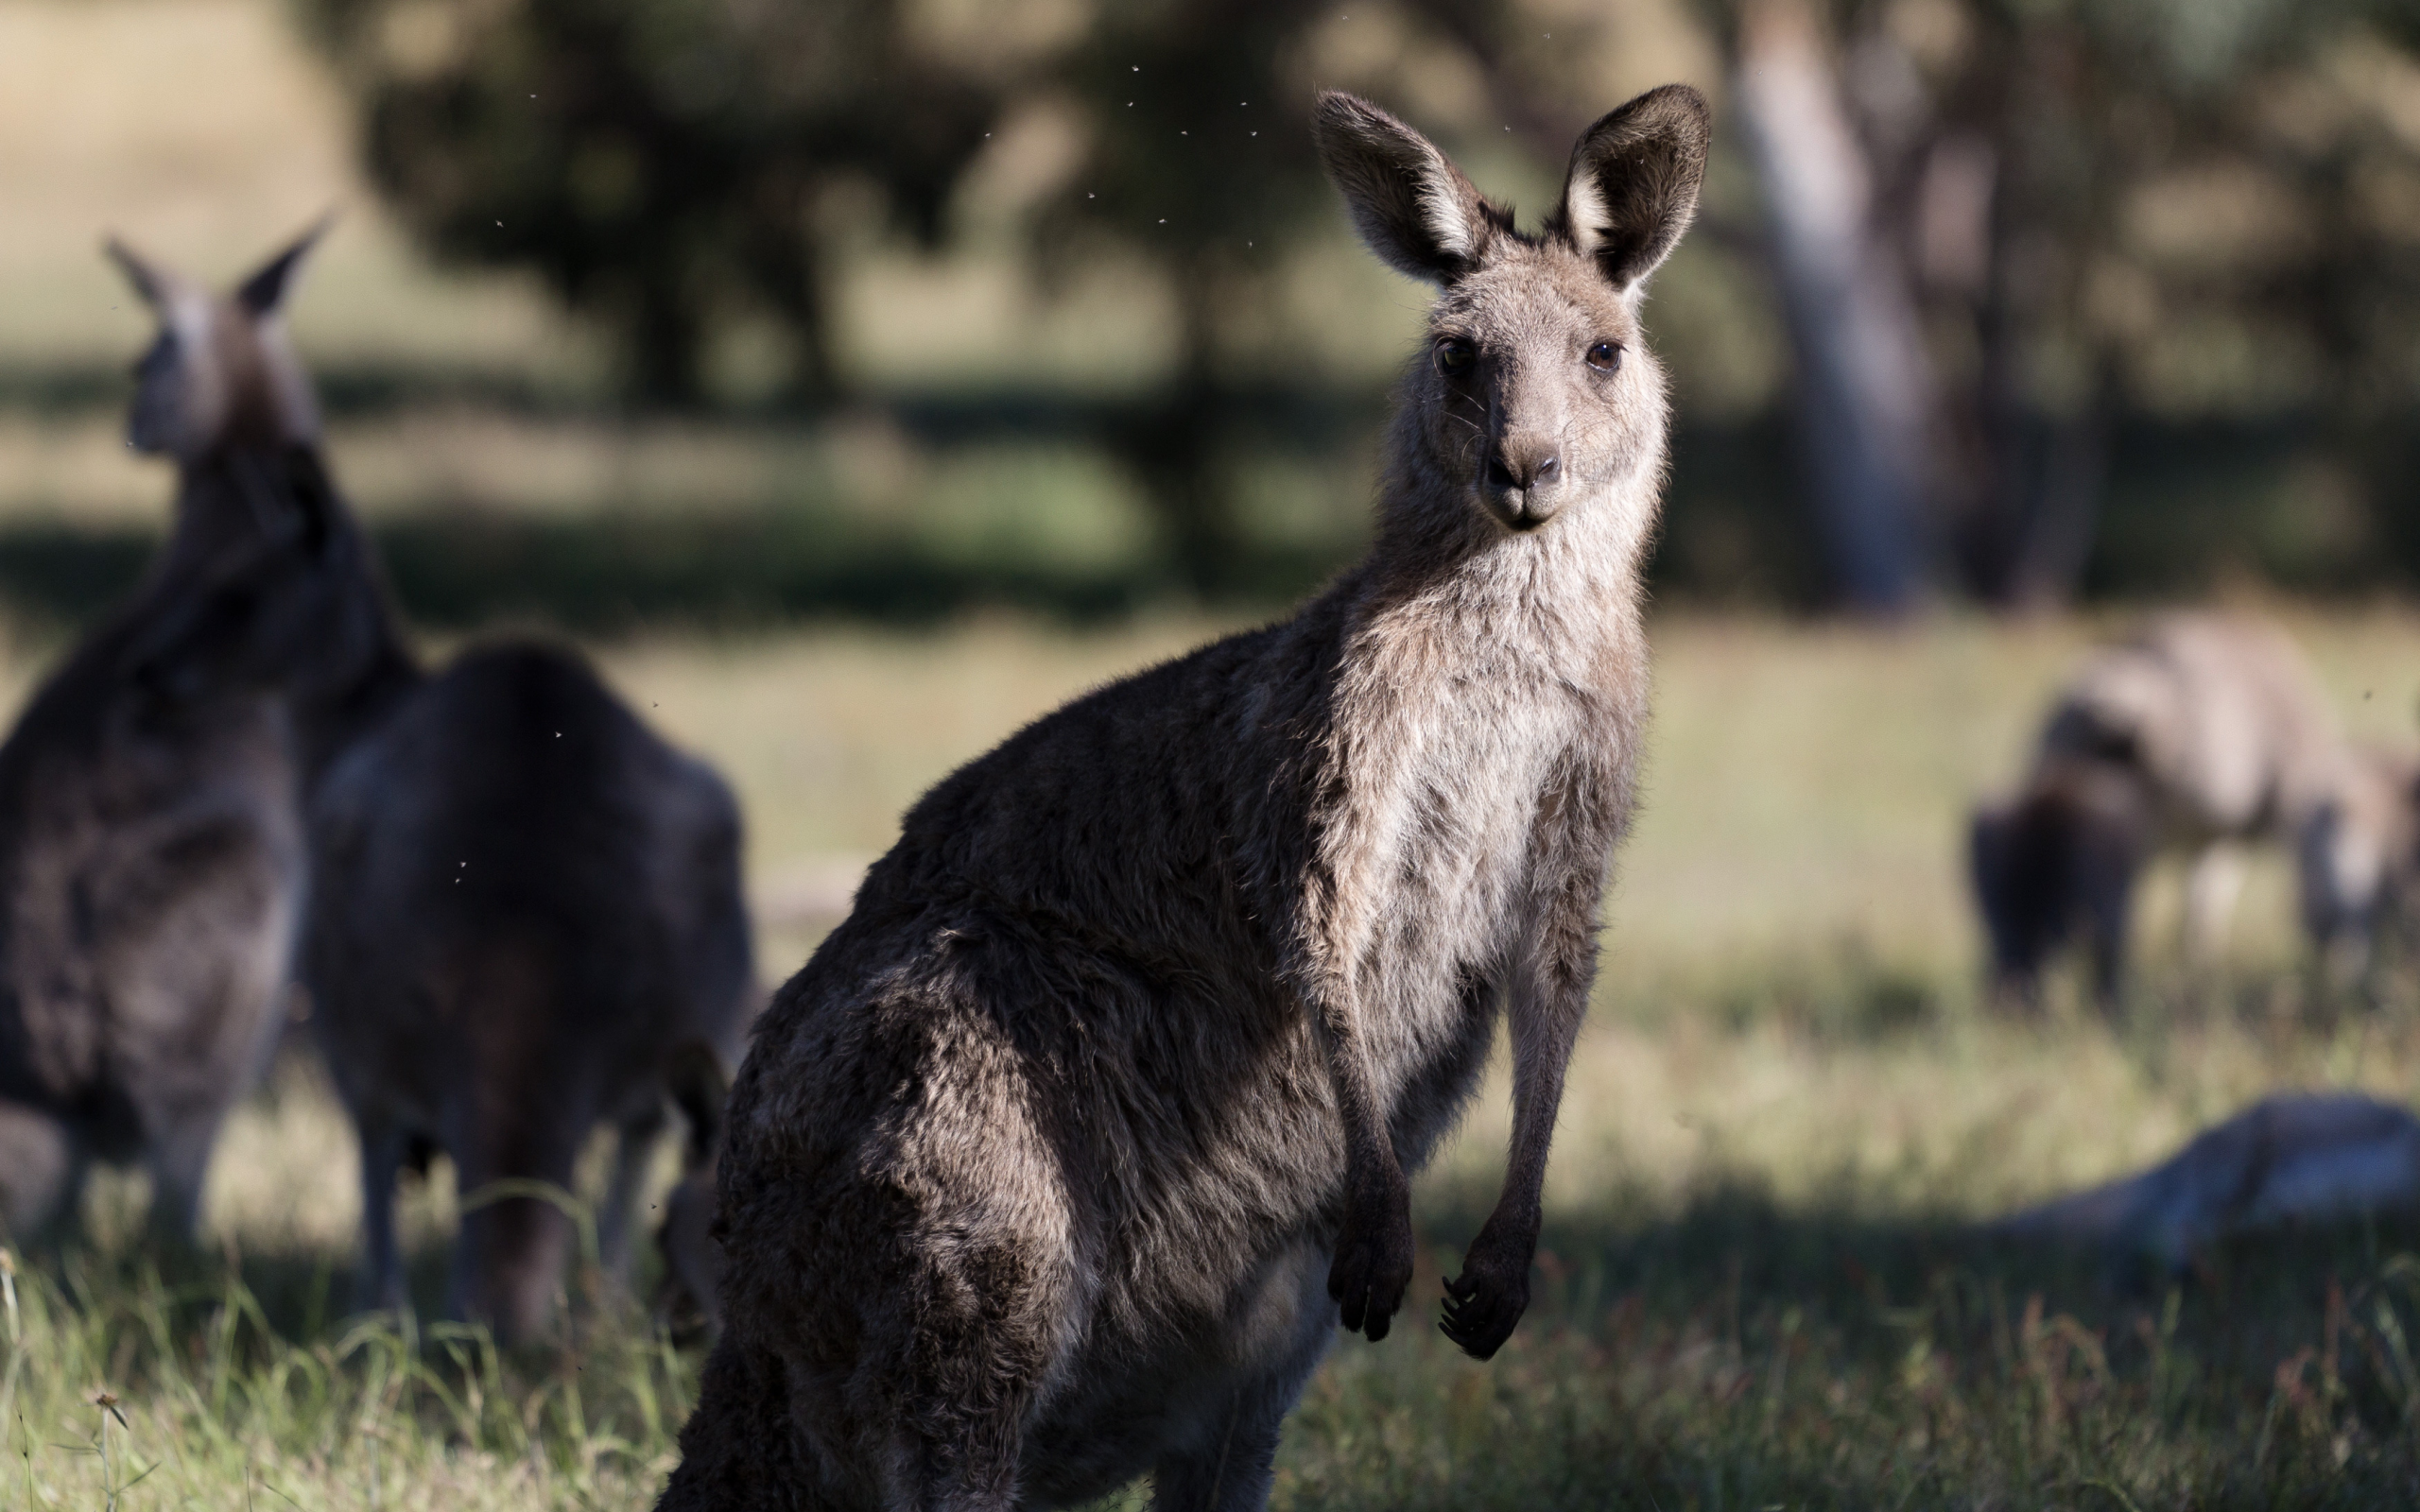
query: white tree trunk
[{"left": 1734, "top": 0, "right": 1938, "bottom": 613}]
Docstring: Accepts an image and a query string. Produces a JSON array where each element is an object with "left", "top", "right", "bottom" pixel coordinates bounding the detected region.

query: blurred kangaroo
[
  {"left": 660, "top": 85, "right": 1708, "bottom": 1511},
  {"left": 120, "top": 260, "right": 758, "bottom": 1344},
  {"left": 305, "top": 641, "right": 754, "bottom": 1343},
  {"left": 651, "top": 1040, "right": 730, "bottom": 1341},
  {"left": 2298, "top": 742, "right": 2420, "bottom": 983},
  {"left": 1995, "top": 1092, "right": 2420, "bottom": 1289},
  {"left": 1970, "top": 613, "right": 2349, "bottom": 1006},
  {"left": 0, "top": 230, "right": 346, "bottom": 1243}
]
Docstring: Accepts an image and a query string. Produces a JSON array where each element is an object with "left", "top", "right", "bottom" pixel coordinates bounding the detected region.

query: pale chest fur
[{"left": 1315, "top": 584, "right": 1642, "bottom": 1104}]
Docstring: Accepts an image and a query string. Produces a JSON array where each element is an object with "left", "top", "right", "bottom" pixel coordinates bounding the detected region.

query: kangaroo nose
[{"left": 1485, "top": 451, "right": 1560, "bottom": 491}]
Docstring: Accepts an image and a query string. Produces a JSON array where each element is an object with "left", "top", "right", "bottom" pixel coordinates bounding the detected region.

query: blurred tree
[
  {"left": 1023, "top": 0, "right": 1340, "bottom": 590},
  {"left": 1720, "top": 0, "right": 2420, "bottom": 607},
  {"left": 297, "top": 0, "right": 1004, "bottom": 403}
]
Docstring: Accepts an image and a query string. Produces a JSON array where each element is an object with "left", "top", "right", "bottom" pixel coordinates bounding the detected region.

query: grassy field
[
  {"left": 0, "top": 607, "right": 2417, "bottom": 1506},
  {"left": 10, "top": 4, "right": 2420, "bottom": 1503}
]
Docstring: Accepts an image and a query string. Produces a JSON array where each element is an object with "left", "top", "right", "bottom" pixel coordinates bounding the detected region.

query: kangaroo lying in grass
[
  {"left": 1970, "top": 613, "right": 2358, "bottom": 1006},
  {"left": 1995, "top": 1092, "right": 2420, "bottom": 1287},
  {"left": 660, "top": 84, "right": 1709, "bottom": 1510},
  {"left": 0, "top": 231, "right": 346, "bottom": 1244}
]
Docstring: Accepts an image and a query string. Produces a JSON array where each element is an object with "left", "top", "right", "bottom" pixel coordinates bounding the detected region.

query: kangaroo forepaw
[
  {"left": 1327, "top": 1196, "right": 1414, "bottom": 1342},
  {"left": 1440, "top": 1237, "right": 1531, "bottom": 1361}
]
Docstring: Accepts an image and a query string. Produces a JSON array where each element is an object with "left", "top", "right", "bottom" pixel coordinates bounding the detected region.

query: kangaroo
[
  {"left": 1994, "top": 1092, "right": 2420, "bottom": 1288},
  {"left": 114, "top": 257, "right": 759, "bottom": 1343},
  {"left": 659, "top": 85, "right": 1708, "bottom": 1511},
  {"left": 1971, "top": 613, "right": 2349, "bottom": 1006},
  {"left": 0, "top": 230, "right": 339, "bottom": 1243},
  {"left": 2298, "top": 742, "right": 2420, "bottom": 983},
  {"left": 304, "top": 641, "right": 755, "bottom": 1342},
  {"left": 652, "top": 1040, "right": 732, "bottom": 1341}
]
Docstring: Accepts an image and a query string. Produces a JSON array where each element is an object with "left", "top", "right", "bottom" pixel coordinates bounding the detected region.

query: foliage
[
  {"left": 295, "top": 0, "right": 1006, "bottom": 402},
  {"left": 1749, "top": 0, "right": 2420, "bottom": 601}
]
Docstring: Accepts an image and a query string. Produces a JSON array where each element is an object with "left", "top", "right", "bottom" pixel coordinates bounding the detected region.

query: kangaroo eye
[
  {"left": 1585, "top": 340, "right": 1622, "bottom": 372},
  {"left": 1432, "top": 337, "right": 1476, "bottom": 377}
]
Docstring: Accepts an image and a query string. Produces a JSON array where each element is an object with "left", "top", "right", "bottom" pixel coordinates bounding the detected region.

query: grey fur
[
  {"left": 1971, "top": 613, "right": 2352, "bottom": 1006},
  {"left": 305, "top": 642, "right": 755, "bottom": 1342},
  {"left": 0, "top": 231, "right": 337, "bottom": 1243},
  {"left": 653, "top": 1040, "right": 731, "bottom": 1340},
  {"left": 660, "top": 84, "right": 1709, "bottom": 1511},
  {"left": 1994, "top": 1092, "right": 2420, "bottom": 1286},
  {"left": 2298, "top": 742, "right": 2420, "bottom": 983},
  {"left": 124, "top": 278, "right": 760, "bottom": 1342}
]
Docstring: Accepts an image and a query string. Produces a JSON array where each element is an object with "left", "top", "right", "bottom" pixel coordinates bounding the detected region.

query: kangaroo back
[{"left": 309, "top": 643, "right": 752, "bottom": 1342}]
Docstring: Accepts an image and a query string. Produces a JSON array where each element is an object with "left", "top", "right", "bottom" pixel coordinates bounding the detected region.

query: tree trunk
[{"left": 1734, "top": 0, "right": 1938, "bottom": 615}]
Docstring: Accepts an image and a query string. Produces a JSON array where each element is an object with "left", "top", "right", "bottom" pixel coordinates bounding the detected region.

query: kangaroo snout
[{"left": 1481, "top": 441, "right": 1564, "bottom": 530}]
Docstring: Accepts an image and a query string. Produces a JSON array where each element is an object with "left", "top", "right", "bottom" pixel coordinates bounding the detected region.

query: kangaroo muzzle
[{"left": 1480, "top": 434, "right": 1564, "bottom": 530}]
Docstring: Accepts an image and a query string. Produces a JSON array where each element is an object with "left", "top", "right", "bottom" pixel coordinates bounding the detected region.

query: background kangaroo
[
  {"left": 130, "top": 254, "right": 759, "bottom": 1342},
  {"left": 662, "top": 85, "right": 1707, "bottom": 1511},
  {"left": 1995, "top": 1092, "right": 2420, "bottom": 1290},
  {"left": 0, "top": 232, "right": 335, "bottom": 1242},
  {"left": 2298, "top": 742, "right": 2420, "bottom": 981},
  {"left": 1970, "top": 613, "right": 2355, "bottom": 1005},
  {"left": 305, "top": 640, "right": 755, "bottom": 1343}
]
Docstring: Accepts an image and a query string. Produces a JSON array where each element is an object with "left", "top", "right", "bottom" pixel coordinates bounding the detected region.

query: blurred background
[
  {"left": 9, "top": 0, "right": 2420, "bottom": 1097},
  {"left": 7, "top": 0, "right": 2420, "bottom": 1030},
  {"left": 15, "top": 0, "right": 2420, "bottom": 629}
]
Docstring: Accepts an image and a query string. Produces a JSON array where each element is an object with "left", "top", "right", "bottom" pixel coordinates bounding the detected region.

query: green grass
[{"left": 0, "top": 610, "right": 2413, "bottom": 1505}]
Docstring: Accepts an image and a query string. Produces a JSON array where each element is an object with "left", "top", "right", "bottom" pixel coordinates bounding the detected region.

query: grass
[
  {"left": 10, "top": 9, "right": 2420, "bottom": 1500},
  {"left": 0, "top": 608, "right": 2413, "bottom": 1505}
]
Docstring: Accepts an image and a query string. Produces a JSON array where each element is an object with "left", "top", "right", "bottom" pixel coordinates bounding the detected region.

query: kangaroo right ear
[
  {"left": 1314, "top": 93, "right": 1495, "bottom": 284},
  {"left": 1558, "top": 84, "right": 1711, "bottom": 296},
  {"left": 236, "top": 215, "right": 334, "bottom": 318}
]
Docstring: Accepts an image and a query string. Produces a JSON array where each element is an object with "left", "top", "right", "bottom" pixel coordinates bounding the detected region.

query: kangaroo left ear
[
  {"left": 236, "top": 214, "right": 334, "bottom": 318},
  {"left": 104, "top": 235, "right": 191, "bottom": 313},
  {"left": 1557, "top": 85, "right": 1711, "bottom": 297}
]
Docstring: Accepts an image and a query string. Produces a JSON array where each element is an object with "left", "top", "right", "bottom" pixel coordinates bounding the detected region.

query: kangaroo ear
[
  {"left": 236, "top": 215, "right": 334, "bottom": 317},
  {"left": 104, "top": 235, "right": 189, "bottom": 312},
  {"left": 1558, "top": 84, "right": 1711, "bottom": 296},
  {"left": 1314, "top": 92, "right": 1495, "bottom": 284}
]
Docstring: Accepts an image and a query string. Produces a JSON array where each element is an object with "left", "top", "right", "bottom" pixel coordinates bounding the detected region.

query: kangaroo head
[
  {"left": 1314, "top": 87, "right": 1708, "bottom": 539},
  {"left": 1970, "top": 762, "right": 2150, "bottom": 1003},
  {"left": 105, "top": 220, "right": 329, "bottom": 463}
]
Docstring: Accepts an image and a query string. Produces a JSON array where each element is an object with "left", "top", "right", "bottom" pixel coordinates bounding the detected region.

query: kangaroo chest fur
[
  {"left": 729, "top": 551, "right": 1644, "bottom": 1503},
  {"left": 1302, "top": 584, "right": 1636, "bottom": 1138}
]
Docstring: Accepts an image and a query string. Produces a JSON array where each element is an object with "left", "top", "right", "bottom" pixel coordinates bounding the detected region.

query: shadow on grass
[
  {"left": 1340, "top": 1181, "right": 2420, "bottom": 1507},
  {"left": 0, "top": 513, "right": 1351, "bottom": 633}
]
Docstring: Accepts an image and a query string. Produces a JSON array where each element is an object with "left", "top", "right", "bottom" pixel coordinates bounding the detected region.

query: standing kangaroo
[
  {"left": 1970, "top": 613, "right": 2350, "bottom": 1005},
  {"left": 116, "top": 253, "right": 759, "bottom": 1341},
  {"left": 661, "top": 85, "right": 1707, "bottom": 1511},
  {"left": 305, "top": 640, "right": 755, "bottom": 1343},
  {"left": 0, "top": 231, "right": 337, "bottom": 1242}
]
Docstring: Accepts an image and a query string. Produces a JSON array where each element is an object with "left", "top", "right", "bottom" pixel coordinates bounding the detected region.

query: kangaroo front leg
[
  {"left": 1442, "top": 885, "right": 1595, "bottom": 1361},
  {"left": 1317, "top": 993, "right": 1414, "bottom": 1343}
]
